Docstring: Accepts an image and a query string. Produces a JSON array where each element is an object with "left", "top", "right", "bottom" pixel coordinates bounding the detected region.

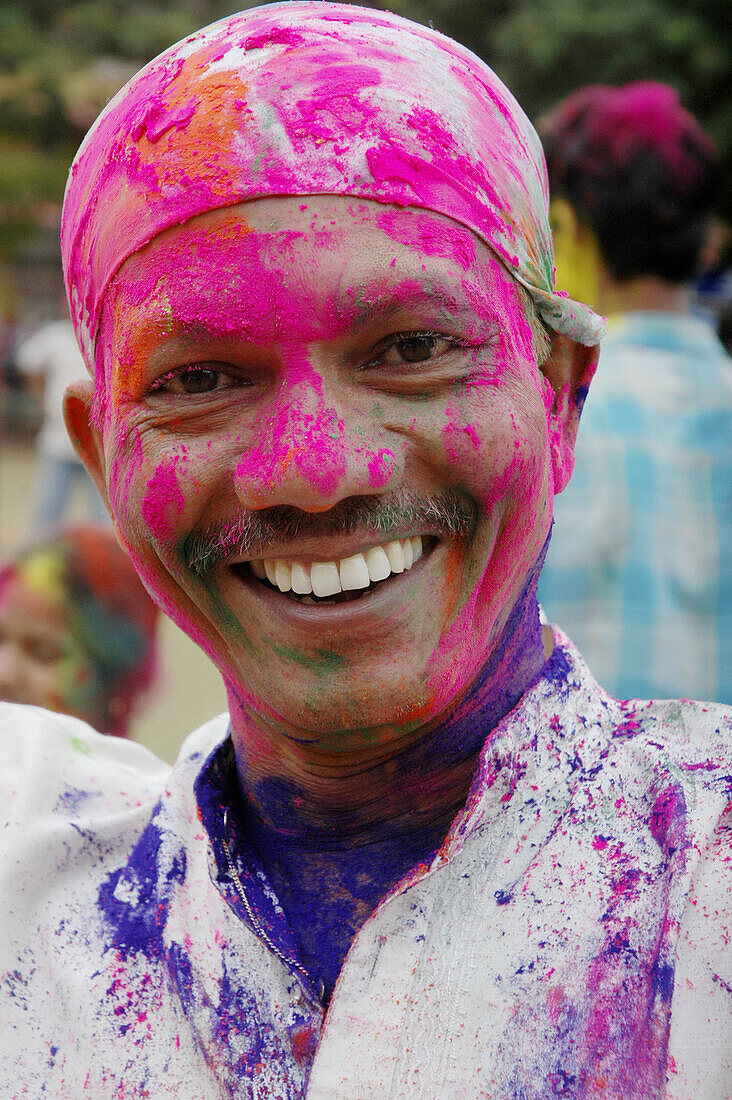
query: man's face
[{"left": 85, "top": 196, "right": 569, "bottom": 742}]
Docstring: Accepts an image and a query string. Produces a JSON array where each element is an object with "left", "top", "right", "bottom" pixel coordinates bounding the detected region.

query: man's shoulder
[
  {"left": 602, "top": 694, "right": 731, "bottom": 829},
  {"left": 0, "top": 702, "right": 228, "bottom": 826},
  {"left": 551, "top": 634, "right": 731, "bottom": 778},
  {"left": 0, "top": 703, "right": 169, "bottom": 824},
  {"left": 620, "top": 695, "right": 731, "bottom": 766},
  {"left": 539, "top": 646, "right": 730, "bottom": 869}
]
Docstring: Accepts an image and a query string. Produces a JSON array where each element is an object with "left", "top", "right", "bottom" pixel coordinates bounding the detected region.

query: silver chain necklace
[{"left": 221, "top": 808, "right": 324, "bottom": 1001}]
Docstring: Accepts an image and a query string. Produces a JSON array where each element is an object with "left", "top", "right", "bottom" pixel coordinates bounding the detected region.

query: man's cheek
[
  {"left": 106, "top": 424, "right": 193, "bottom": 544},
  {"left": 441, "top": 403, "right": 483, "bottom": 472},
  {"left": 439, "top": 396, "right": 542, "bottom": 510},
  {"left": 103, "top": 407, "right": 143, "bottom": 523},
  {"left": 140, "top": 454, "right": 186, "bottom": 542}
]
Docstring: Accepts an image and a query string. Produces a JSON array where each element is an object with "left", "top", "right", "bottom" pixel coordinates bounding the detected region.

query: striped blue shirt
[{"left": 540, "top": 311, "right": 731, "bottom": 703}]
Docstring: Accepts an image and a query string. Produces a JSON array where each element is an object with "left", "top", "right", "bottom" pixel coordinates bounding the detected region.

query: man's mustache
[{"left": 182, "top": 490, "right": 478, "bottom": 576}]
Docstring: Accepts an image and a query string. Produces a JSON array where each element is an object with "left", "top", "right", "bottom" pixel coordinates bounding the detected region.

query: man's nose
[{"left": 233, "top": 372, "right": 401, "bottom": 512}]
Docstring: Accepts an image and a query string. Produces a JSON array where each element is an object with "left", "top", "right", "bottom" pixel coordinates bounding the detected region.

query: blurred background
[{"left": 1, "top": 0, "right": 729, "bottom": 759}]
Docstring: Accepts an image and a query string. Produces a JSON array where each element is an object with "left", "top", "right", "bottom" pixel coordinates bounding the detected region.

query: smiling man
[{"left": 0, "top": 4, "right": 729, "bottom": 1098}]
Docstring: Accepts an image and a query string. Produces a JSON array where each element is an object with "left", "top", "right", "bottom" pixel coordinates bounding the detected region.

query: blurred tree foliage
[{"left": 0, "top": 0, "right": 729, "bottom": 264}]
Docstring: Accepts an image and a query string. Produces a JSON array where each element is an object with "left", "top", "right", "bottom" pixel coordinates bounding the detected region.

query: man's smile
[
  {"left": 211, "top": 532, "right": 447, "bottom": 636},
  {"left": 236, "top": 534, "right": 426, "bottom": 603}
]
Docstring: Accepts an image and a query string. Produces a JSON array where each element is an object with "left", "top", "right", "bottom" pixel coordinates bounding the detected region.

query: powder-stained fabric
[
  {"left": 1, "top": 629, "right": 728, "bottom": 1098},
  {"left": 60, "top": 1, "right": 605, "bottom": 377}
]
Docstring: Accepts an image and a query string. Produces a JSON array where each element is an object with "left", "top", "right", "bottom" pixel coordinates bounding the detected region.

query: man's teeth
[{"left": 248, "top": 536, "right": 423, "bottom": 596}]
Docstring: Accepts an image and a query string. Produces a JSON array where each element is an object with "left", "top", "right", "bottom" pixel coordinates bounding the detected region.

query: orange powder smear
[
  {"left": 109, "top": 281, "right": 173, "bottom": 408},
  {"left": 107, "top": 213, "right": 251, "bottom": 407},
  {"left": 136, "top": 59, "right": 254, "bottom": 208}
]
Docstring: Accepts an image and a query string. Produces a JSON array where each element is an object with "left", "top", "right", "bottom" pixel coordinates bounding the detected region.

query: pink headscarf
[{"left": 61, "top": 1, "right": 605, "bottom": 375}]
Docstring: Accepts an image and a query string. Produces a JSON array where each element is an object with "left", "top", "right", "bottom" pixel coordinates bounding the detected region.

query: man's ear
[
  {"left": 540, "top": 333, "right": 600, "bottom": 494},
  {"left": 63, "top": 380, "right": 111, "bottom": 510}
]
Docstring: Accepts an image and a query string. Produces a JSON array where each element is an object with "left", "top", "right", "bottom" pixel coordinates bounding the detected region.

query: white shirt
[{"left": 0, "top": 629, "right": 729, "bottom": 1098}]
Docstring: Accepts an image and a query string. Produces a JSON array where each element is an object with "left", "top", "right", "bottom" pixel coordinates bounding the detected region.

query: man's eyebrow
[
  {"left": 124, "top": 281, "right": 481, "bottom": 347},
  {"left": 128, "top": 315, "right": 254, "bottom": 346},
  {"left": 330, "top": 280, "right": 469, "bottom": 327}
]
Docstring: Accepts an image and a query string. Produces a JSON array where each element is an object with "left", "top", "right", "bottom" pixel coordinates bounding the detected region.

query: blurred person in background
[
  {"left": 15, "top": 295, "right": 110, "bottom": 532},
  {"left": 0, "top": 525, "right": 159, "bottom": 736},
  {"left": 693, "top": 217, "right": 732, "bottom": 353},
  {"left": 0, "top": 277, "right": 27, "bottom": 435},
  {"left": 539, "top": 82, "right": 731, "bottom": 703}
]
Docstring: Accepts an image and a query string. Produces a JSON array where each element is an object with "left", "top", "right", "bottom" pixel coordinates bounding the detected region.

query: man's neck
[
  {"left": 227, "top": 575, "right": 548, "bottom": 849},
  {"left": 224, "top": 574, "right": 549, "bottom": 999}
]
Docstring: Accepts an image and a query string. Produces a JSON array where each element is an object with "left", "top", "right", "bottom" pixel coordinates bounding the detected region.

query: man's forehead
[
  {"left": 122, "top": 195, "right": 470, "bottom": 257},
  {"left": 106, "top": 203, "right": 506, "bottom": 347},
  {"left": 120, "top": 198, "right": 478, "bottom": 260}
]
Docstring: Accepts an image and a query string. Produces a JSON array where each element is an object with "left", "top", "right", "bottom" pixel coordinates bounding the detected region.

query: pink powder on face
[
  {"left": 93, "top": 195, "right": 584, "bottom": 739},
  {"left": 365, "top": 144, "right": 518, "bottom": 273},
  {"left": 441, "top": 419, "right": 481, "bottom": 464},
  {"left": 375, "top": 210, "right": 476, "bottom": 272},
  {"left": 417, "top": 253, "right": 559, "bottom": 712},
  {"left": 141, "top": 456, "right": 185, "bottom": 540},
  {"left": 112, "top": 211, "right": 403, "bottom": 505},
  {"left": 367, "top": 449, "right": 396, "bottom": 488},
  {"left": 235, "top": 398, "right": 349, "bottom": 504}
]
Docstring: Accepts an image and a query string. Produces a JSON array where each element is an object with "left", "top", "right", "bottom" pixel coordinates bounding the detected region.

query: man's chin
[{"left": 223, "top": 663, "right": 444, "bottom": 750}]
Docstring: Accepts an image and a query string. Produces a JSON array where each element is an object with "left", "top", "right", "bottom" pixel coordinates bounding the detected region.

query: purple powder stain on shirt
[
  {"left": 649, "top": 785, "right": 687, "bottom": 855},
  {"left": 542, "top": 644, "right": 572, "bottom": 689},
  {"left": 168, "top": 940, "right": 195, "bottom": 1013},
  {"left": 211, "top": 960, "right": 280, "bottom": 1080},
  {"left": 97, "top": 806, "right": 186, "bottom": 962},
  {"left": 650, "top": 957, "right": 676, "bottom": 1004},
  {"left": 55, "top": 785, "right": 94, "bottom": 816}
]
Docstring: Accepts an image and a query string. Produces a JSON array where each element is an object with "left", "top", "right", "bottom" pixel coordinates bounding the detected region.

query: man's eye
[
  {"left": 375, "top": 332, "right": 454, "bottom": 368},
  {"left": 150, "top": 363, "right": 239, "bottom": 395},
  {"left": 177, "top": 368, "right": 221, "bottom": 394}
]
